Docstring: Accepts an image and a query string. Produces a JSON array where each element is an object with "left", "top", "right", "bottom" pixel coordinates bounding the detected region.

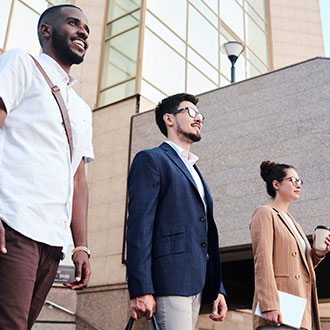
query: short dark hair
[
  {"left": 260, "top": 160, "right": 295, "bottom": 198},
  {"left": 155, "top": 93, "right": 199, "bottom": 137},
  {"left": 37, "top": 5, "right": 82, "bottom": 44}
]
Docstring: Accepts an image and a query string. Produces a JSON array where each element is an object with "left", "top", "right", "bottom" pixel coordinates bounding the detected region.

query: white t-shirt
[{"left": 0, "top": 49, "right": 94, "bottom": 246}]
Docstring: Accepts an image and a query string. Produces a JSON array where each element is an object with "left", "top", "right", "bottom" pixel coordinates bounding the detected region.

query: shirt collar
[
  {"left": 165, "top": 141, "right": 199, "bottom": 165},
  {"left": 37, "top": 53, "right": 77, "bottom": 87}
]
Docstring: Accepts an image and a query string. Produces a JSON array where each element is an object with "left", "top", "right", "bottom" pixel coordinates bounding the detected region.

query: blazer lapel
[
  {"left": 288, "top": 215, "right": 314, "bottom": 270},
  {"left": 159, "top": 142, "right": 198, "bottom": 192},
  {"left": 269, "top": 204, "right": 310, "bottom": 275}
]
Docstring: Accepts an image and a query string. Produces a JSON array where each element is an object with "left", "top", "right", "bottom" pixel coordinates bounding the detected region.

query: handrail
[
  {"left": 44, "top": 300, "right": 102, "bottom": 330},
  {"left": 45, "top": 300, "right": 74, "bottom": 315}
]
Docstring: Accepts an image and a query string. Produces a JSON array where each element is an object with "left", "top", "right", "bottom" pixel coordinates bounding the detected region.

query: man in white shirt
[
  {"left": 126, "top": 93, "right": 227, "bottom": 329},
  {"left": 0, "top": 5, "right": 93, "bottom": 329}
]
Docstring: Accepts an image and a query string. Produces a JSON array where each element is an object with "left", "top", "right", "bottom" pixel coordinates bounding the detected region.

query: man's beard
[
  {"left": 52, "top": 30, "right": 85, "bottom": 65},
  {"left": 177, "top": 124, "right": 201, "bottom": 143}
]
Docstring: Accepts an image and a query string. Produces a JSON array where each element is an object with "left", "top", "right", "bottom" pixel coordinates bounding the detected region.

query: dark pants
[{"left": 0, "top": 223, "right": 62, "bottom": 330}]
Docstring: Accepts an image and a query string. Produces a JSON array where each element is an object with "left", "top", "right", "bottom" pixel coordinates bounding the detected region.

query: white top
[
  {"left": 0, "top": 49, "right": 94, "bottom": 246},
  {"left": 282, "top": 212, "right": 307, "bottom": 255},
  {"left": 165, "top": 141, "right": 206, "bottom": 212}
]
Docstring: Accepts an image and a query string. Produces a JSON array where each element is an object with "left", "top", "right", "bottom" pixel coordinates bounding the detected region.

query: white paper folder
[{"left": 255, "top": 290, "right": 307, "bottom": 329}]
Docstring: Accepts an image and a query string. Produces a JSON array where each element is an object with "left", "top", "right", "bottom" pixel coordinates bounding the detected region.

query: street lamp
[{"left": 221, "top": 41, "right": 244, "bottom": 83}]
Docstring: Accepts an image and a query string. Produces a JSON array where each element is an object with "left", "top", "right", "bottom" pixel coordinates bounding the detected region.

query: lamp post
[{"left": 221, "top": 41, "right": 244, "bottom": 83}]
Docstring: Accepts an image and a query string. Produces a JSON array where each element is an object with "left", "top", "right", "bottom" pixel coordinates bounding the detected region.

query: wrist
[
  {"left": 313, "top": 247, "right": 325, "bottom": 258},
  {"left": 72, "top": 246, "right": 90, "bottom": 258}
]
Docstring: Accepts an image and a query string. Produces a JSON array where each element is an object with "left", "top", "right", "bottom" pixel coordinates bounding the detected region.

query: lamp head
[{"left": 222, "top": 41, "right": 244, "bottom": 65}]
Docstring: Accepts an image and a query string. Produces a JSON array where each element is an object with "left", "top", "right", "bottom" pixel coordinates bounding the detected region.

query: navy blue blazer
[{"left": 126, "top": 142, "right": 225, "bottom": 304}]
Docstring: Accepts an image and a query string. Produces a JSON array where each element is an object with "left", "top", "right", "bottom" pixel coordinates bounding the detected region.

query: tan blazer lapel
[
  {"left": 289, "top": 215, "right": 314, "bottom": 271},
  {"left": 267, "top": 203, "right": 311, "bottom": 275}
]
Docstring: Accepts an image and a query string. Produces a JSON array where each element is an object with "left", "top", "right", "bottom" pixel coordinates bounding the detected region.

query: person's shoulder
[
  {"left": 2, "top": 48, "right": 30, "bottom": 60},
  {"left": 0, "top": 48, "right": 34, "bottom": 70},
  {"left": 251, "top": 204, "right": 274, "bottom": 219},
  {"left": 134, "top": 146, "right": 163, "bottom": 159}
]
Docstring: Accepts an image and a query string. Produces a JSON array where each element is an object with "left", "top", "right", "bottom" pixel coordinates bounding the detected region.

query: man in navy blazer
[{"left": 126, "top": 93, "right": 227, "bottom": 329}]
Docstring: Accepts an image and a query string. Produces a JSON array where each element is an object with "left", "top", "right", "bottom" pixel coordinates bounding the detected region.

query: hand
[
  {"left": 63, "top": 250, "right": 91, "bottom": 290},
  {"left": 131, "top": 294, "right": 156, "bottom": 320},
  {"left": 0, "top": 219, "right": 7, "bottom": 254},
  {"left": 313, "top": 233, "right": 330, "bottom": 257},
  {"left": 209, "top": 293, "right": 227, "bottom": 321},
  {"left": 262, "top": 310, "right": 282, "bottom": 326}
]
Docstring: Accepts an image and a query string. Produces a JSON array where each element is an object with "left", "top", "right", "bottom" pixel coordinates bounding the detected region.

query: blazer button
[
  {"left": 292, "top": 252, "right": 297, "bottom": 256},
  {"left": 200, "top": 217, "right": 206, "bottom": 222},
  {"left": 295, "top": 275, "right": 301, "bottom": 279},
  {"left": 201, "top": 241, "right": 207, "bottom": 248}
]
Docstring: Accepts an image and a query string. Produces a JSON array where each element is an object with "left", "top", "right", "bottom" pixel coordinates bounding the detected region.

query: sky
[{"left": 319, "top": 0, "right": 330, "bottom": 57}]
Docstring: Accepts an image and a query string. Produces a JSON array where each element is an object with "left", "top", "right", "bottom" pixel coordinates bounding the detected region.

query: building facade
[{"left": 0, "top": 0, "right": 327, "bottom": 329}]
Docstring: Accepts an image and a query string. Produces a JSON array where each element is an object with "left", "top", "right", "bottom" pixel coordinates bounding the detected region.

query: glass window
[
  {"left": 142, "top": 29, "right": 185, "bottom": 96},
  {"left": 0, "top": 0, "right": 12, "bottom": 49},
  {"left": 106, "top": 10, "right": 139, "bottom": 38},
  {"left": 188, "top": 47, "right": 218, "bottom": 83},
  {"left": 190, "top": 0, "right": 218, "bottom": 27},
  {"left": 49, "top": 0, "right": 73, "bottom": 4},
  {"left": 6, "top": 1, "right": 41, "bottom": 55},
  {"left": 22, "top": 0, "right": 72, "bottom": 13},
  {"left": 141, "top": 79, "right": 167, "bottom": 105},
  {"left": 220, "top": 73, "right": 230, "bottom": 87},
  {"left": 246, "top": 60, "right": 261, "bottom": 79},
  {"left": 246, "top": 0, "right": 266, "bottom": 20},
  {"left": 204, "top": 0, "right": 218, "bottom": 14},
  {"left": 99, "top": 79, "right": 136, "bottom": 106},
  {"left": 187, "top": 64, "right": 217, "bottom": 95},
  {"left": 22, "top": 0, "right": 48, "bottom": 13},
  {"left": 220, "top": 0, "right": 244, "bottom": 40},
  {"left": 220, "top": 25, "right": 236, "bottom": 42},
  {"left": 220, "top": 51, "right": 231, "bottom": 80},
  {"left": 245, "top": 15, "right": 268, "bottom": 65},
  {"left": 101, "top": 27, "right": 139, "bottom": 89},
  {"left": 145, "top": 11, "right": 185, "bottom": 55},
  {"left": 147, "top": 0, "right": 187, "bottom": 39},
  {"left": 245, "top": 1, "right": 267, "bottom": 31},
  {"left": 188, "top": 6, "right": 218, "bottom": 67},
  {"left": 107, "top": 0, "right": 140, "bottom": 22},
  {"left": 246, "top": 47, "right": 268, "bottom": 73}
]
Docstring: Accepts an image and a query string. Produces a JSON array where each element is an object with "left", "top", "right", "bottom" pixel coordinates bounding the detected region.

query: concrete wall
[
  {"left": 269, "top": 0, "right": 324, "bottom": 70},
  {"left": 87, "top": 97, "right": 137, "bottom": 287}
]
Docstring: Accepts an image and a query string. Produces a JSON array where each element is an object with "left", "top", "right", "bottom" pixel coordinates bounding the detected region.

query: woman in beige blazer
[{"left": 250, "top": 161, "right": 330, "bottom": 330}]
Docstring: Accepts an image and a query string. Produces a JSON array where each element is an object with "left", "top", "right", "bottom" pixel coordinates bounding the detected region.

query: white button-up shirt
[
  {"left": 165, "top": 141, "right": 206, "bottom": 212},
  {"left": 0, "top": 49, "right": 94, "bottom": 246}
]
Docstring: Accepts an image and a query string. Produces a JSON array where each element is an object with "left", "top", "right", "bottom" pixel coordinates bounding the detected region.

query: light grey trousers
[
  {"left": 258, "top": 326, "right": 308, "bottom": 330},
  {"left": 149, "top": 293, "right": 202, "bottom": 330}
]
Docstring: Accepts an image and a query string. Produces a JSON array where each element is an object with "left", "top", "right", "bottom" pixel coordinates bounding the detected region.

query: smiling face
[
  {"left": 41, "top": 7, "right": 89, "bottom": 68},
  {"left": 274, "top": 168, "right": 302, "bottom": 202},
  {"left": 173, "top": 100, "right": 203, "bottom": 143}
]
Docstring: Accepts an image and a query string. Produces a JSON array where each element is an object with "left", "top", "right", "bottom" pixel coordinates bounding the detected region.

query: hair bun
[{"left": 260, "top": 160, "right": 279, "bottom": 182}]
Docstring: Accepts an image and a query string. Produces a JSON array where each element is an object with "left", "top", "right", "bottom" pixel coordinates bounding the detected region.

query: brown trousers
[{"left": 0, "top": 222, "right": 62, "bottom": 330}]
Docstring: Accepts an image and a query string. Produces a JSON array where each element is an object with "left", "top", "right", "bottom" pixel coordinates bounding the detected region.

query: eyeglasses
[
  {"left": 172, "top": 106, "right": 205, "bottom": 123},
  {"left": 281, "top": 176, "right": 303, "bottom": 187}
]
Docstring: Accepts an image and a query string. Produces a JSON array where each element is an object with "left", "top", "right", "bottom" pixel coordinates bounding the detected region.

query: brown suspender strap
[{"left": 29, "top": 55, "right": 73, "bottom": 161}]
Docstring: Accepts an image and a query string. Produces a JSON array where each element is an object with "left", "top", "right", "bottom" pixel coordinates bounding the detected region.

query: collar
[
  {"left": 267, "top": 201, "right": 291, "bottom": 216},
  {"left": 165, "top": 140, "right": 199, "bottom": 165},
  {"left": 37, "top": 53, "right": 77, "bottom": 87}
]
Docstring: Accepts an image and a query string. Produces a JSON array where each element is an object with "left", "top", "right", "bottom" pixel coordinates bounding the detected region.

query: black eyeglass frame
[
  {"left": 281, "top": 176, "right": 303, "bottom": 187},
  {"left": 171, "top": 106, "right": 205, "bottom": 123}
]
